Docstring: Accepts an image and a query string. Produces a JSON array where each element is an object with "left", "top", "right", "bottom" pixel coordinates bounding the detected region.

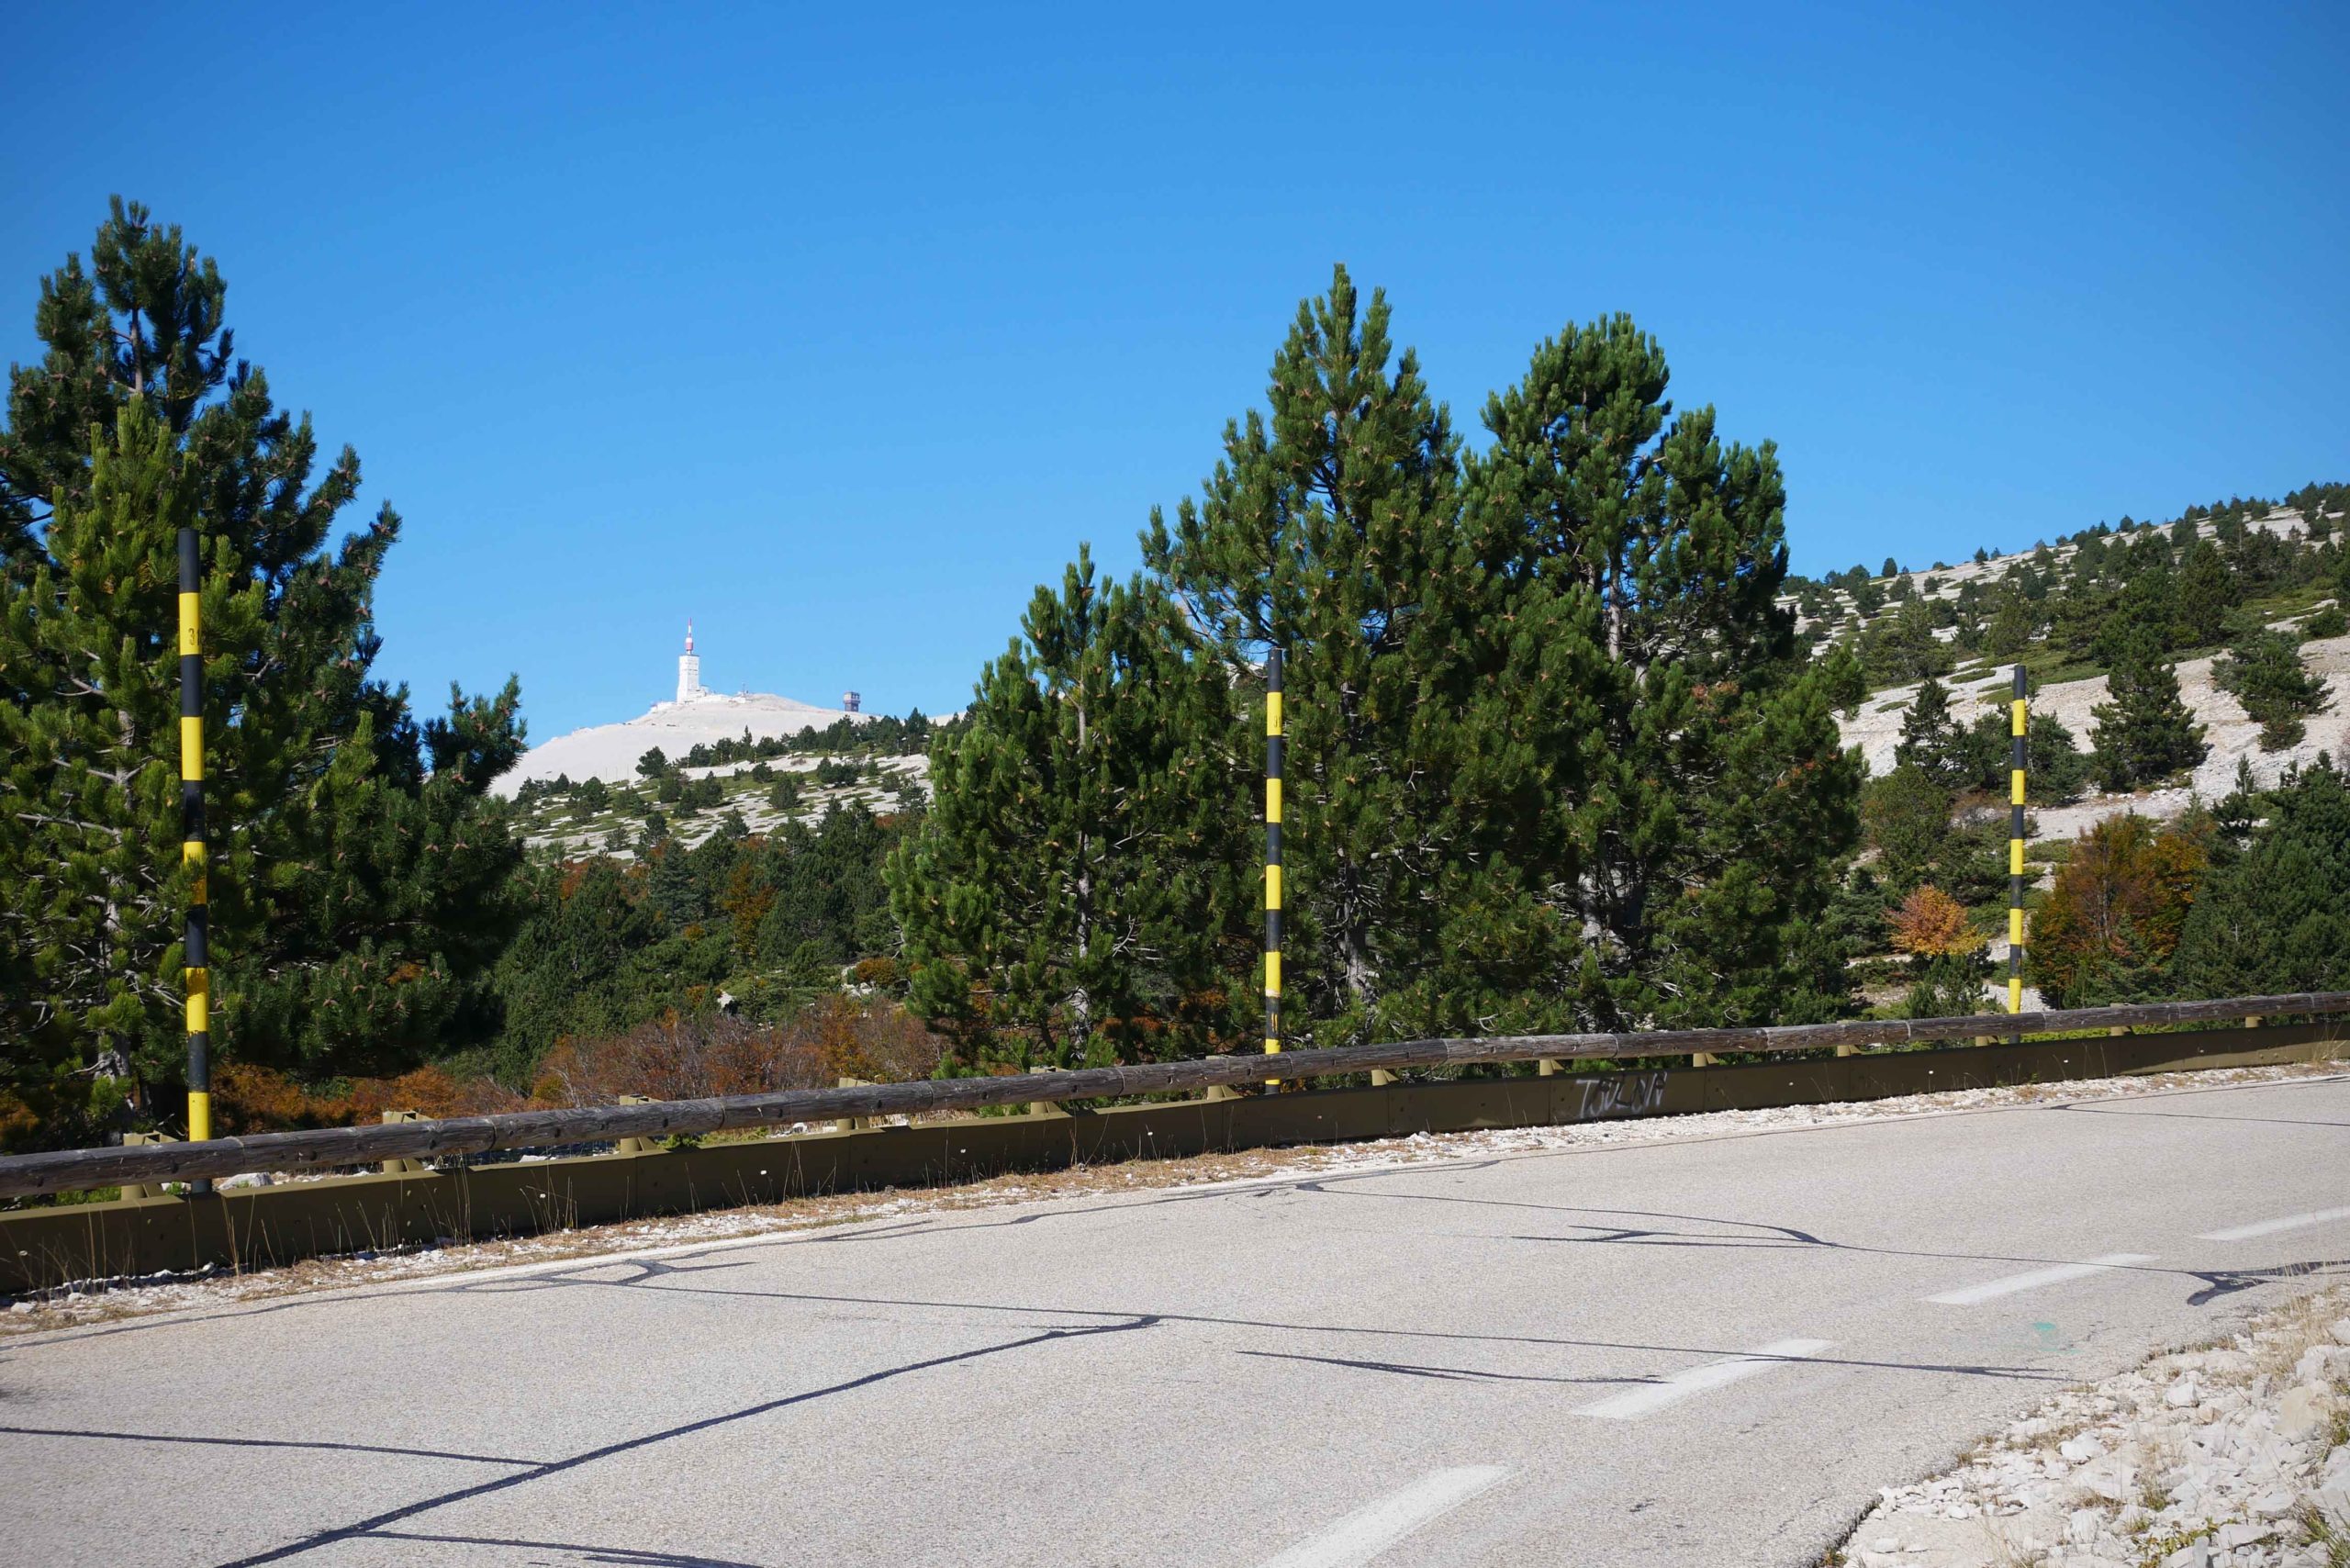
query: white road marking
[
  {"left": 1574, "top": 1338, "right": 1834, "bottom": 1419},
  {"left": 2196, "top": 1206, "right": 2350, "bottom": 1242},
  {"left": 1926, "top": 1253, "right": 2156, "bottom": 1305},
  {"left": 1256, "top": 1466, "right": 1512, "bottom": 1568}
]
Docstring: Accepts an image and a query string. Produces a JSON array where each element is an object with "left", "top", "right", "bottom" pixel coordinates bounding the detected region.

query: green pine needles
[
  {"left": 0, "top": 200, "right": 527, "bottom": 1147},
  {"left": 890, "top": 267, "right": 1867, "bottom": 1070}
]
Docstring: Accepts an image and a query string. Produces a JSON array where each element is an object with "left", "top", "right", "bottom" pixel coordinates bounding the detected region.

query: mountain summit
[{"left": 494, "top": 625, "right": 865, "bottom": 796}]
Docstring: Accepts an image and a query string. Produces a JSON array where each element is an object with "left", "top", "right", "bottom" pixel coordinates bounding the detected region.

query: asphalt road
[{"left": 5, "top": 1074, "right": 2347, "bottom": 1568}]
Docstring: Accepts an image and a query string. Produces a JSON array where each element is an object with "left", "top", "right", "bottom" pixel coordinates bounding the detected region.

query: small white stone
[
  {"left": 2073, "top": 1459, "right": 2135, "bottom": 1503},
  {"left": 2329, "top": 1316, "right": 2350, "bottom": 1346},
  {"left": 2249, "top": 1488, "right": 2299, "bottom": 1519},
  {"left": 2059, "top": 1436, "right": 2106, "bottom": 1462},
  {"left": 2277, "top": 1383, "right": 2333, "bottom": 1443},
  {"left": 2165, "top": 1379, "right": 2200, "bottom": 1408}
]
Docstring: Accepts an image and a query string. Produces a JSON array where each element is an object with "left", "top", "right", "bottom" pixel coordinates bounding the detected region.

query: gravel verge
[{"left": 1831, "top": 1287, "right": 2350, "bottom": 1568}]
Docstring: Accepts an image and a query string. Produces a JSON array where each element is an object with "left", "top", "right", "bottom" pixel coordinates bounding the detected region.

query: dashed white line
[
  {"left": 1256, "top": 1466, "right": 1513, "bottom": 1568},
  {"left": 1574, "top": 1338, "right": 1835, "bottom": 1419},
  {"left": 2196, "top": 1206, "right": 2350, "bottom": 1242},
  {"left": 1926, "top": 1253, "right": 2156, "bottom": 1305}
]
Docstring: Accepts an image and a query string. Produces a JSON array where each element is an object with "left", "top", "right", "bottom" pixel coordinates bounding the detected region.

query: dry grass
[{"left": 2301, "top": 1504, "right": 2350, "bottom": 1568}]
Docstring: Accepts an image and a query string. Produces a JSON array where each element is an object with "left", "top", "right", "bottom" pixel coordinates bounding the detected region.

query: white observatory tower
[{"left": 677, "top": 620, "right": 706, "bottom": 703}]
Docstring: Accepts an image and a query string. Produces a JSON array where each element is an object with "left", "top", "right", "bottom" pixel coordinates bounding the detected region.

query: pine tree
[
  {"left": 1141, "top": 266, "right": 1473, "bottom": 1046},
  {"left": 889, "top": 548, "right": 1252, "bottom": 1069},
  {"left": 2097, "top": 535, "right": 2180, "bottom": 662},
  {"left": 2026, "top": 710, "right": 2089, "bottom": 804},
  {"left": 0, "top": 404, "right": 210, "bottom": 1130},
  {"left": 2089, "top": 633, "right": 2207, "bottom": 790},
  {"left": 1857, "top": 596, "right": 1952, "bottom": 684},
  {"left": 1895, "top": 677, "right": 1971, "bottom": 787},
  {"left": 1861, "top": 765, "right": 1954, "bottom": 891},
  {"left": 2214, "top": 627, "right": 2327, "bottom": 751},
  {"left": 912, "top": 279, "right": 1863, "bottom": 1050},
  {"left": 2172, "top": 756, "right": 2350, "bottom": 997},
  {"left": 0, "top": 201, "right": 524, "bottom": 1145},
  {"left": 1983, "top": 590, "right": 2036, "bottom": 657},
  {"left": 1460, "top": 312, "right": 1863, "bottom": 1029},
  {"left": 2171, "top": 539, "right": 2234, "bottom": 649}
]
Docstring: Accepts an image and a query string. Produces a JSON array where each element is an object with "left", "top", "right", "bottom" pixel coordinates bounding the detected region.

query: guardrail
[{"left": 4, "top": 991, "right": 2344, "bottom": 1201}]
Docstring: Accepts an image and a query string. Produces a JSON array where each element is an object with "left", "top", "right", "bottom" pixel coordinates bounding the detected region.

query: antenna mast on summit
[{"left": 677, "top": 618, "right": 704, "bottom": 703}]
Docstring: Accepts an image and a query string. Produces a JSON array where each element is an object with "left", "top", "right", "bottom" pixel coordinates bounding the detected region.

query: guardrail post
[
  {"left": 2244, "top": 1014, "right": 2261, "bottom": 1030},
  {"left": 837, "top": 1077, "right": 876, "bottom": 1130},
  {"left": 1834, "top": 1038, "right": 1859, "bottom": 1058},
  {"left": 1536, "top": 1058, "right": 1560, "bottom": 1076},
  {"left": 1369, "top": 1069, "right": 1398, "bottom": 1086},
  {"left": 120, "top": 1131, "right": 173, "bottom": 1200},
  {"left": 614, "top": 1095, "right": 661, "bottom": 1155},
  {"left": 1692, "top": 1051, "right": 1718, "bottom": 1067},
  {"left": 379, "top": 1110, "right": 426, "bottom": 1174}
]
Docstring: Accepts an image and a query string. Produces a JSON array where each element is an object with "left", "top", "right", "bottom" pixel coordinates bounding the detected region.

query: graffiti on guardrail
[{"left": 1573, "top": 1070, "right": 1668, "bottom": 1120}]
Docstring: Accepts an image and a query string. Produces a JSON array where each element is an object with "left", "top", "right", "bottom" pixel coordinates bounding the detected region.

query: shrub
[
  {"left": 527, "top": 999, "right": 946, "bottom": 1103},
  {"left": 2301, "top": 604, "right": 2348, "bottom": 639},
  {"left": 1889, "top": 885, "right": 1989, "bottom": 1018},
  {"left": 2028, "top": 813, "right": 2207, "bottom": 1005},
  {"left": 1889, "top": 886, "right": 1978, "bottom": 957},
  {"left": 210, "top": 1060, "right": 523, "bottom": 1135},
  {"left": 2214, "top": 628, "right": 2329, "bottom": 752},
  {"left": 1861, "top": 765, "right": 1953, "bottom": 889}
]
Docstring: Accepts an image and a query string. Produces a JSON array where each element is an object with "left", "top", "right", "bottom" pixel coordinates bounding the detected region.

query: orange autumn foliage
[
  {"left": 204, "top": 1002, "right": 946, "bottom": 1136},
  {"left": 1888, "top": 885, "right": 1983, "bottom": 958},
  {"left": 530, "top": 998, "right": 946, "bottom": 1105},
  {"left": 210, "top": 1061, "right": 524, "bottom": 1137},
  {"left": 2029, "top": 812, "right": 2208, "bottom": 1006}
]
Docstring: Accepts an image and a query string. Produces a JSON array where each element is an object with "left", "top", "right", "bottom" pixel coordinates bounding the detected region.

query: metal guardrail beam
[{"left": 2, "top": 991, "right": 2344, "bottom": 1199}]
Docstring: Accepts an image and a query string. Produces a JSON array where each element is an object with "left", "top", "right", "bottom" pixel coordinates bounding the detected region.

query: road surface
[{"left": 5, "top": 1073, "right": 2345, "bottom": 1567}]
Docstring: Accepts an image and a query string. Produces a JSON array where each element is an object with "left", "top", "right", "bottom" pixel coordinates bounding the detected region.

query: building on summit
[
  {"left": 492, "top": 622, "right": 867, "bottom": 795},
  {"left": 677, "top": 620, "right": 706, "bottom": 704}
]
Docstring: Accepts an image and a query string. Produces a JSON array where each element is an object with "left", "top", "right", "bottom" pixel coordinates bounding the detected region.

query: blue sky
[{"left": 5, "top": 4, "right": 2344, "bottom": 737}]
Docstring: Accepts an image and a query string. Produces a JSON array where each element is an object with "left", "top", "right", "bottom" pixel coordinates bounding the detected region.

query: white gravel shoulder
[{"left": 1836, "top": 1287, "right": 2350, "bottom": 1568}]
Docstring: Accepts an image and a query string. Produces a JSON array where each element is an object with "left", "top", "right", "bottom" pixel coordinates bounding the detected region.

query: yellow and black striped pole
[
  {"left": 2008, "top": 662, "right": 2027, "bottom": 1017},
  {"left": 178, "top": 527, "right": 213, "bottom": 1172},
  {"left": 1264, "top": 645, "right": 1282, "bottom": 1083}
]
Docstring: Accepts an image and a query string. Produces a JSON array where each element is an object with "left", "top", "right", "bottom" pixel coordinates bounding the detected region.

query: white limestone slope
[
  {"left": 1840, "top": 626, "right": 2350, "bottom": 839},
  {"left": 495, "top": 690, "right": 867, "bottom": 797}
]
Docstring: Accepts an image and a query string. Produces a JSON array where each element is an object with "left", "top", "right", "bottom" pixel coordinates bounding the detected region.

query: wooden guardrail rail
[{"left": 3, "top": 991, "right": 2344, "bottom": 1200}]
